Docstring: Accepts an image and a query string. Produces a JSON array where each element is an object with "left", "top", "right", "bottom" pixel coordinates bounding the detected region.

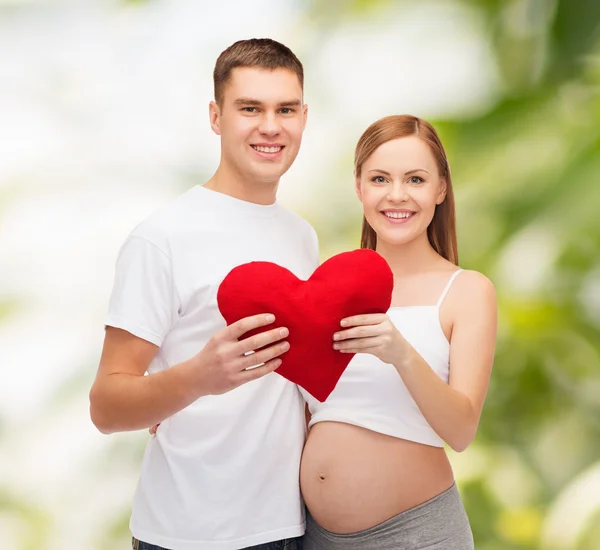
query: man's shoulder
[
  {"left": 276, "top": 204, "right": 316, "bottom": 236},
  {"left": 129, "top": 186, "right": 205, "bottom": 245}
]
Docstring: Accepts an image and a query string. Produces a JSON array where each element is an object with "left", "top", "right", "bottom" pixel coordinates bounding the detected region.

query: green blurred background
[{"left": 1, "top": 0, "right": 599, "bottom": 548}]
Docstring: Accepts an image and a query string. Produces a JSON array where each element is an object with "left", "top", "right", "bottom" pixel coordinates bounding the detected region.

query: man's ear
[
  {"left": 302, "top": 103, "right": 308, "bottom": 131},
  {"left": 436, "top": 177, "right": 447, "bottom": 205},
  {"left": 209, "top": 101, "right": 222, "bottom": 136},
  {"left": 355, "top": 173, "right": 363, "bottom": 202}
]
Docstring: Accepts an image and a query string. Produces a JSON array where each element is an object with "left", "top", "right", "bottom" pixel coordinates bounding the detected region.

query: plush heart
[{"left": 216, "top": 249, "right": 393, "bottom": 402}]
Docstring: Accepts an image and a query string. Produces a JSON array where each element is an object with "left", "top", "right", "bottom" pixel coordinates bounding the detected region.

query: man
[{"left": 90, "top": 38, "right": 319, "bottom": 550}]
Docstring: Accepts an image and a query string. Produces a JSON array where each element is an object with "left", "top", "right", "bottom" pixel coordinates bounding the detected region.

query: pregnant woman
[{"left": 300, "top": 115, "right": 497, "bottom": 549}]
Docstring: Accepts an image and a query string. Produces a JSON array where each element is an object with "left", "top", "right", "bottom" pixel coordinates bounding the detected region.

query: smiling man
[{"left": 89, "top": 39, "right": 319, "bottom": 550}]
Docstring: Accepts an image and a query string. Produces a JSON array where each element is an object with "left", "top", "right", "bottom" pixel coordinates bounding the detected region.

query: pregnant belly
[{"left": 300, "top": 421, "right": 455, "bottom": 534}]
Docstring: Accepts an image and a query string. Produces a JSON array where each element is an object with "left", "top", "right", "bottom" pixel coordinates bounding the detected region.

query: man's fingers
[
  {"left": 227, "top": 313, "right": 276, "bottom": 340},
  {"left": 236, "top": 326, "right": 289, "bottom": 355},
  {"left": 238, "top": 357, "right": 282, "bottom": 383},
  {"left": 240, "top": 341, "right": 290, "bottom": 370}
]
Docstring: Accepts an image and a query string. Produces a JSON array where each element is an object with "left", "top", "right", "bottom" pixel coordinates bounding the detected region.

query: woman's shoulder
[{"left": 453, "top": 269, "right": 497, "bottom": 304}]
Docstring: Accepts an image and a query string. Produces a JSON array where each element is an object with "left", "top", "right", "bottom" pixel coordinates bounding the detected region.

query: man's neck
[{"left": 204, "top": 165, "right": 278, "bottom": 206}]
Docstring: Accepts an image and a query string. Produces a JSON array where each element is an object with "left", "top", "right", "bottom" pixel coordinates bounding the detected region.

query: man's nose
[{"left": 258, "top": 112, "right": 281, "bottom": 136}]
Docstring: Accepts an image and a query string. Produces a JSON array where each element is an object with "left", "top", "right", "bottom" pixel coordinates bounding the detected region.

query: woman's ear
[
  {"left": 436, "top": 177, "right": 447, "bottom": 205},
  {"left": 355, "top": 173, "right": 363, "bottom": 202}
]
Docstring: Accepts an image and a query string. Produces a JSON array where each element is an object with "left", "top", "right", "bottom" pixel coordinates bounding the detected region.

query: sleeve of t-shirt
[
  {"left": 308, "top": 225, "right": 320, "bottom": 269},
  {"left": 105, "top": 235, "right": 178, "bottom": 347}
]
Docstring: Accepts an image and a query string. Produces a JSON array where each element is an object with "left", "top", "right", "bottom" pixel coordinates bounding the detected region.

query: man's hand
[
  {"left": 92, "top": 314, "right": 290, "bottom": 434},
  {"left": 148, "top": 313, "right": 289, "bottom": 435},
  {"left": 189, "top": 313, "right": 290, "bottom": 396}
]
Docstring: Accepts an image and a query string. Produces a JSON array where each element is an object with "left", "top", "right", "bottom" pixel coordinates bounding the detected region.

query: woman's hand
[{"left": 333, "top": 313, "right": 405, "bottom": 365}]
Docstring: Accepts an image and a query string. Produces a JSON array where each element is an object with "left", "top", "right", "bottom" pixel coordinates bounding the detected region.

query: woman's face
[{"left": 356, "top": 136, "right": 446, "bottom": 248}]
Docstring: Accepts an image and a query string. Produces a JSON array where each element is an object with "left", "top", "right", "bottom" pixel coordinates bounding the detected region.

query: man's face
[{"left": 210, "top": 67, "right": 307, "bottom": 186}]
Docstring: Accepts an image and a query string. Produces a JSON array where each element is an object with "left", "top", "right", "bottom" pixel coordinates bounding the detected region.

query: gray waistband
[{"left": 304, "top": 483, "right": 474, "bottom": 550}]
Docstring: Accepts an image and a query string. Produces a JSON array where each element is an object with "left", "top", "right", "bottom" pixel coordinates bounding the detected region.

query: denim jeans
[{"left": 132, "top": 536, "right": 302, "bottom": 550}]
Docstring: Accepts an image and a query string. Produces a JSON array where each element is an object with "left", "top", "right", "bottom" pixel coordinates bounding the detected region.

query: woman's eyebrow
[{"left": 367, "top": 168, "right": 431, "bottom": 176}]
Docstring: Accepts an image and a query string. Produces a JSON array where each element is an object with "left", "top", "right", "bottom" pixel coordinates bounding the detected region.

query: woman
[{"left": 299, "top": 115, "right": 497, "bottom": 549}]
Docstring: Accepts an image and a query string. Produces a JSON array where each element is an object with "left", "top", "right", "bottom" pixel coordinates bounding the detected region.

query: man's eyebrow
[
  {"left": 233, "top": 98, "right": 263, "bottom": 106},
  {"left": 278, "top": 100, "right": 302, "bottom": 107},
  {"left": 233, "top": 98, "right": 302, "bottom": 107}
]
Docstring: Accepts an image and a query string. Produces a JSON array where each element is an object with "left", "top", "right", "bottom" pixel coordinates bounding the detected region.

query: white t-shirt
[{"left": 106, "top": 185, "right": 319, "bottom": 550}]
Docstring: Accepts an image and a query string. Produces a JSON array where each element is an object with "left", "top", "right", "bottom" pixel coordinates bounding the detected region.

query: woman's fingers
[
  {"left": 340, "top": 313, "right": 387, "bottom": 328},
  {"left": 333, "top": 336, "right": 384, "bottom": 351},
  {"left": 333, "top": 324, "right": 382, "bottom": 342}
]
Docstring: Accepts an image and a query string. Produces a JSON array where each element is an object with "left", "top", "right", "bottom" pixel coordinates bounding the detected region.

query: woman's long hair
[{"left": 355, "top": 115, "right": 458, "bottom": 265}]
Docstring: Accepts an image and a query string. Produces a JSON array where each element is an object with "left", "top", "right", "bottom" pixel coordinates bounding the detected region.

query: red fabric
[{"left": 217, "top": 249, "right": 394, "bottom": 402}]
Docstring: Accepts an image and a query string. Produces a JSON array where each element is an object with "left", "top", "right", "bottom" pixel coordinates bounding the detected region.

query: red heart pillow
[{"left": 217, "top": 249, "right": 393, "bottom": 402}]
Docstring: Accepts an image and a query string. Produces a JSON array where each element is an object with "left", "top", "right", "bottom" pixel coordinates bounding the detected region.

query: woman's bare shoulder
[{"left": 453, "top": 269, "right": 497, "bottom": 304}]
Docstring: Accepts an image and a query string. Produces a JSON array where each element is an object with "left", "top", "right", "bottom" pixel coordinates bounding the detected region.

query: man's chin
[{"left": 250, "top": 165, "right": 290, "bottom": 185}]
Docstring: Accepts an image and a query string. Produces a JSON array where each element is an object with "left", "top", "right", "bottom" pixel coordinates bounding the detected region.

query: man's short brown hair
[{"left": 213, "top": 38, "right": 304, "bottom": 105}]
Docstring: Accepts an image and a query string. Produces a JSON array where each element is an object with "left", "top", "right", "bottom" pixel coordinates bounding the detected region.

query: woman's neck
[{"left": 376, "top": 233, "right": 445, "bottom": 276}]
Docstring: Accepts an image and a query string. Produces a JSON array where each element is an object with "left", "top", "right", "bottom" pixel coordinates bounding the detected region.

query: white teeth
[
  {"left": 384, "top": 211, "right": 413, "bottom": 219},
  {"left": 252, "top": 145, "right": 282, "bottom": 153}
]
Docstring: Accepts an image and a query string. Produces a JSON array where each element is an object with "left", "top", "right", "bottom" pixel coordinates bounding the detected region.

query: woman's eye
[
  {"left": 409, "top": 176, "right": 424, "bottom": 184},
  {"left": 371, "top": 176, "right": 387, "bottom": 184}
]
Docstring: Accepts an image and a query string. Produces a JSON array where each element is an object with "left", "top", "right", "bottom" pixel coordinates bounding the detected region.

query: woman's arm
[
  {"left": 333, "top": 270, "right": 497, "bottom": 452},
  {"left": 390, "top": 271, "right": 496, "bottom": 451}
]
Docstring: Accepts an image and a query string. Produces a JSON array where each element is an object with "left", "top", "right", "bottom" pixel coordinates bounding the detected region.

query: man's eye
[
  {"left": 280, "top": 108, "right": 293, "bottom": 114},
  {"left": 242, "top": 107, "right": 257, "bottom": 113}
]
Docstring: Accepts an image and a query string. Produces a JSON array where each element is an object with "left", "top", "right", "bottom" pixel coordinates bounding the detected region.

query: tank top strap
[{"left": 436, "top": 269, "right": 463, "bottom": 308}]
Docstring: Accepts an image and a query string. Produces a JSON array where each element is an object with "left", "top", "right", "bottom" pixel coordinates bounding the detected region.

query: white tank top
[{"left": 301, "top": 269, "right": 463, "bottom": 448}]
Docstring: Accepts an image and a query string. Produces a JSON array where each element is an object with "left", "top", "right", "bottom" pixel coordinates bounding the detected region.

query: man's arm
[{"left": 89, "top": 314, "right": 290, "bottom": 434}]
